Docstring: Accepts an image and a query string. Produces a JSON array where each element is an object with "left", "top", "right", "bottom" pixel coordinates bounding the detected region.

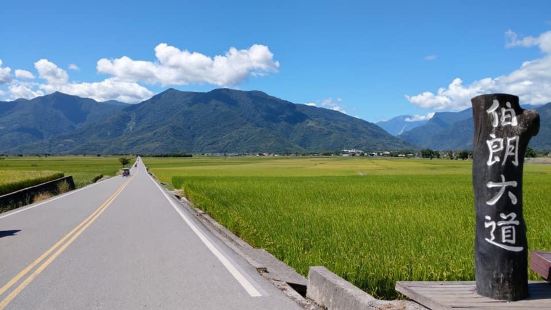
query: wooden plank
[
  {"left": 396, "top": 281, "right": 551, "bottom": 309},
  {"left": 396, "top": 281, "right": 451, "bottom": 310},
  {"left": 530, "top": 252, "right": 551, "bottom": 281}
]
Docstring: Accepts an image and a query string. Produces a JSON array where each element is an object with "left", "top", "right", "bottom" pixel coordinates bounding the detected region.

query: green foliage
[
  {"left": 56, "top": 180, "right": 71, "bottom": 194},
  {"left": 525, "top": 147, "right": 537, "bottom": 158},
  {"left": 0, "top": 172, "right": 64, "bottom": 195},
  {"left": 91, "top": 174, "right": 104, "bottom": 183},
  {"left": 0, "top": 156, "right": 124, "bottom": 187},
  {"left": 147, "top": 157, "right": 551, "bottom": 299},
  {"left": 420, "top": 149, "right": 439, "bottom": 159},
  {"left": 119, "top": 157, "right": 130, "bottom": 167},
  {"left": 457, "top": 150, "right": 470, "bottom": 160},
  {"left": 172, "top": 176, "right": 185, "bottom": 189}
]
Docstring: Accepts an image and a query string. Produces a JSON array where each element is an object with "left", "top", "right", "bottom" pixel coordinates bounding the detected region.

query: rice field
[
  {"left": 146, "top": 156, "right": 551, "bottom": 299},
  {"left": 0, "top": 170, "right": 64, "bottom": 196},
  {"left": 0, "top": 170, "right": 61, "bottom": 186},
  {"left": 0, "top": 156, "right": 127, "bottom": 188}
]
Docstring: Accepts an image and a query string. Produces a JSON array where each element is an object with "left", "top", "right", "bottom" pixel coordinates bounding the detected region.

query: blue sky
[{"left": 1, "top": 0, "right": 550, "bottom": 122}]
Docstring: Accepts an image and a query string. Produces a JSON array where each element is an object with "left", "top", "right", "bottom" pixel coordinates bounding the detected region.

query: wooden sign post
[{"left": 471, "top": 94, "right": 539, "bottom": 301}]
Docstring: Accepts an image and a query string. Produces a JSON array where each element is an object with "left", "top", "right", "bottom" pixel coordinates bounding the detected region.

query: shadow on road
[{"left": 0, "top": 230, "right": 21, "bottom": 238}]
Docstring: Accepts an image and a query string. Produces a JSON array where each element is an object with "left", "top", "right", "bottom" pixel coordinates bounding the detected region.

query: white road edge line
[
  {"left": 0, "top": 158, "right": 142, "bottom": 221},
  {"left": 0, "top": 177, "right": 118, "bottom": 220},
  {"left": 148, "top": 174, "right": 263, "bottom": 297}
]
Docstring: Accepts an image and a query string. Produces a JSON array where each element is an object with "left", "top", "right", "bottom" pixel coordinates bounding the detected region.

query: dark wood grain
[
  {"left": 471, "top": 94, "right": 539, "bottom": 300},
  {"left": 396, "top": 281, "right": 551, "bottom": 309}
]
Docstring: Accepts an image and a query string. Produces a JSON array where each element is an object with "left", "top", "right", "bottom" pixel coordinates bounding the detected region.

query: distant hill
[
  {"left": 398, "top": 109, "right": 473, "bottom": 150},
  {"left": 530, "top": 103, "right": 551, "bottom": 150},
  {"left": 4, "top": 89, "right": 410, "bottom": 154},
  {"left": 0, "top": 92, "right": 126, "bottom": 151},
  {"left": 376, "top": 115, "right": 432, "bottom": 136},
  {"left": 399, "top": 104, "right": 551, "bottom": 151}
]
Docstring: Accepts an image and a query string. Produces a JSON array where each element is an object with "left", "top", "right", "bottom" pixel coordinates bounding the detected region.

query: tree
[
  {"left": 421, "top": 149, "right": 438, "bottom": 159},
  {"left": 119, "top": 157, "right": 130, "bottom": 167},
  {"left": 457, "top": 150, "right": 470, "bottom": 160},
  {"left": 525, "top": 147, "right": 537, "bottom": 158}
]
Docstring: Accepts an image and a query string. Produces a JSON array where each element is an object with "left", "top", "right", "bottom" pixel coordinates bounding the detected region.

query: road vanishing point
[{"left": 0, "top": 158, "right": 300, "bottom": 309}]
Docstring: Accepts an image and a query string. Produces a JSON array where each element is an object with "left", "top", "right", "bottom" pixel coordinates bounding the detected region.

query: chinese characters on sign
[
  {"left": 472, "top": 93, "right": 538, "bottom": 300},
  {"left": 484, "top": 213, "right": 523, "bottom": 252},
  {"left": 484, "top": 99, "right": 521, "bottom": 252}
]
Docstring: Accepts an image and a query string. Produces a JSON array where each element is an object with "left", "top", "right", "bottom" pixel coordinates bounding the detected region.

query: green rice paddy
[
  {"left": 146, "top": 156, "right": 551, "bottom": 299},
  {"left": 0, "top": 156, "right": 126, "bottom": 188}
]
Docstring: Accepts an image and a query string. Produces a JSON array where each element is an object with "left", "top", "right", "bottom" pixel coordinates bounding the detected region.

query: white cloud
[
  {"left": 8, "top": 82, "right": 44, "bottom": 100},
  {"left": 406, "top": 77, "right": 493, "bottom": 110},
  {"left": 310, "top": 97, "right": 347, "bottom": 113},
  {"left": 405, "top": 112, "right": 435, "bottom": 122},
  {"left": 0, "top": 59, "right": 153, "bottom": 103},
  {"left": 407, "top": 30, "right": 551, "bottom": 110},
  {"left": 15, "top": 69, "right": 35, "bottom": 80},
  {"left": 305, "top": 98, "right": 347, "bottom": 113},
  {"left": 1, "top": 43, "right": 278, "bottom": 103},
  {"left": 39, "top": 78, "right": 153, "bottom": 103},
  {"left": 505, "top": 29, "right": 551, "bottom": 53},
  {"left": 35, "top": 59, "right": 69, "bottom": 85},
  {"left": 97, "top": 43, "right": 279, "bottom": 86},
  {"left": 424, "top": 54, "right": 438, "bottom": 61},
  {"left": 0, "top": 60, "right": 12, "bottom": 84}
]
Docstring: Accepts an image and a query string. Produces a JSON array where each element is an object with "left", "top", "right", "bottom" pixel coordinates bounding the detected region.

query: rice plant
[{"left": 149, "top": 157, "right": 551, "bottom": 299}]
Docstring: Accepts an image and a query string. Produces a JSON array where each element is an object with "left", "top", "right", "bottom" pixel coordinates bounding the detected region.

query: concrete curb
[
  {"left": 144, "top": 175, "right": 318, "bottom": 309},
  {"left": 0, "top": 174, "right": 116, "bottom": 219},
  {"left": 0, "top": 176, "right": 76, "bottom": 213},
  {"left": 307, "top": 266, "right": 426, "bottom": 310},
  {"left": 192, "top": 206, "right": 308, "bottom": 286},
  {"left": 176, "top": 195, "right": 319, "bottom": 309},
  {"left": 152, "top": 173, "right": 425, "bottom": 310}
]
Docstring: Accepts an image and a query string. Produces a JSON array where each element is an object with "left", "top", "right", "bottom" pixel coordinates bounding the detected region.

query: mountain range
[
  {"left": 0, "top": 89, "right": 409, "bottom": 154},
  {"left": 0, "top": 93, "right": 122, "bottom": 151},
  {"left": 1, "top": 89, "right": 548, "bottom": 154},
  {"left": 396, "top": 104, "right": 550, "bottom": 151},
  {"left": 376, "top": 115, "right": 431, "bottom": 136},
  {"left": 398, "top": 108, "right": 474, "bottom": 150}
]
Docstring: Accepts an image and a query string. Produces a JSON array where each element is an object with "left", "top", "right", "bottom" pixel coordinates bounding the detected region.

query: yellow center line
[
  {"left": 0, "top": 182, "right": 124, "bottom": 297},
  {"left": 0, "top": 177, "right": 132, "bottom": 309}
]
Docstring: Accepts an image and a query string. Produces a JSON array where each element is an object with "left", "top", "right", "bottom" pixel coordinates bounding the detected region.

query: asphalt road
[{"left": 0, "top": 158, "right": 300, "bottom": 309}]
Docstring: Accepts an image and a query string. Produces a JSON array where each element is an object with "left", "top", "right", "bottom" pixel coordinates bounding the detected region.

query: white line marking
[
  {"left": 0, "top": 158, "right": 141, "bottom": 220},
  {"left": 0, "top": 177, "right": 119, "bottom": 220},
  {"left": 148, "top": 173, "right": 263, "bottom": 297}
]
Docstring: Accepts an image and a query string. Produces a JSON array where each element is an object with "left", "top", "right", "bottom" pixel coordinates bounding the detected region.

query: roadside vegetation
[
  {"left": 146, "top": 156, "right": 551, "bottom": 299},
  {"left": 0, "top": 171, "right": 64, "bottom": 195},
  {"left": 119, "top": 157, "right": 131, "bottom": 167},
  {"left": 0, "top": 156, "right": 127, "bottom": 188}
]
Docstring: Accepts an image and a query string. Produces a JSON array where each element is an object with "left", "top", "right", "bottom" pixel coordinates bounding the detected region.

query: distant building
[{"left": 341, "top": 149, "right": 365, "bottom": 156}]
